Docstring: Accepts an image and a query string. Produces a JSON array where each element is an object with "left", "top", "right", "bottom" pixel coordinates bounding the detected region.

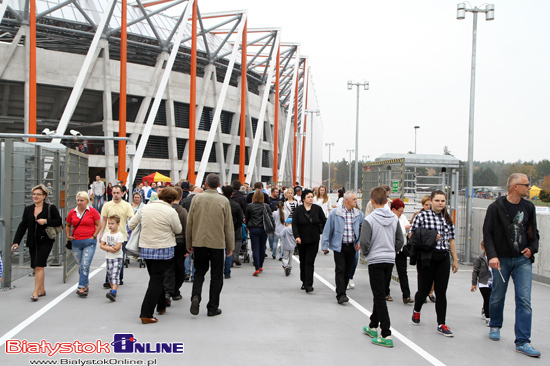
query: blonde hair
[
  {"left": 32, "top": 184, "right": 49, "bottom": 197},
  {"left": 76, "top": 191, "right": 90, "bottom": 203},
  {"left": 318, "top": 186, "right": 329, "bottom": 204}
]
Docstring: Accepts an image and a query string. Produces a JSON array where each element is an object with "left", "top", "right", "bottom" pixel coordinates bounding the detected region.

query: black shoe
[
  {"left": 234, "top": 261, "right": 241, "bottom": 266},
  {"left": 184, "top": 274, "right": 191, "bottom": 282},
  {"left": 337, "top": 295, "right": 349, "bottom": 304},
  {"left": 207, "top": 309, "right": 222, "bottom": 317},
  {"left": 165, "top": 293, "right": 171, "bottom": 307},
  {"left": 301, "top": 285, "right": 305, "bottom": 290},
  {"left": 103, "top": 282, "right": 110, "bottom": 289},
  {"left": 284, "top": 267, "right": 291, "bottom": 276},
  {"left": 190, "top": 295, "right": 200, "bottom": 315},
  {"left": 119, "top": 280, "right": 124, "bottom": 285},
  {"left": 106, "top": 292, "right": 116, "bottom": 302},
  {"left": 403, "top": 297, "right": 415, "bottom": 304},
  {"left": 305, "top": 287, "right": 314, "bottom": 293},
  {"left": 224, "top": 275, "right": 231, "bottom": 279},
  {"left": 172, "top": 295, "right": 183, "bottom": 301},
  {"left": 279, "top": 258, "right": 282, "bottom": 261}
]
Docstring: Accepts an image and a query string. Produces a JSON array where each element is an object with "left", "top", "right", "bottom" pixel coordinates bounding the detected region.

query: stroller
[{"left": 240, "top": 223, "right": 250, "bottom": 263}]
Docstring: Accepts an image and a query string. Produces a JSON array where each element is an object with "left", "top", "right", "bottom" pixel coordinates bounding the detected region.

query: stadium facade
[{"left": 0, "top": 0, "right": 324, "bottom": 187}]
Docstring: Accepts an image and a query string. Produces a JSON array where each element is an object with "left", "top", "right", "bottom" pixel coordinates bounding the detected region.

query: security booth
[
  {"left": 361, "top": 153, "right": 461, "bottom": 218},
  {"left": 0, "top": 138, "right": 89, "bottom": 289}
]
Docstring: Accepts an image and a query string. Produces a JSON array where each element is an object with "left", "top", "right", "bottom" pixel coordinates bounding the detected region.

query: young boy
[
  {"left": 471, "top": 240, "right": 492, "bottom": 326},
  {"left": 360, "top": 187, "right": 404, "bottom": 347},
  {"left": 279, "top": 218, "right": 296, "bottom": 276},
  {"left": 100, "top": 214, "right": 124, "bottom": 301}
]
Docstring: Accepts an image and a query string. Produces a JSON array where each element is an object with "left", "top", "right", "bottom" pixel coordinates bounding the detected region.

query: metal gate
[{"left": 0, "top": 139, "right": 88, "bottom": 289}]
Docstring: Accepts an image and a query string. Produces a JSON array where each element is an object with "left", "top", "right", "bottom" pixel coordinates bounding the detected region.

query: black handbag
[
  {"left": 66, "top": 210, "right": 87, "bottom": 250},
  {"left": 262, "top": 204, "right": 275, "bottom": 235}
]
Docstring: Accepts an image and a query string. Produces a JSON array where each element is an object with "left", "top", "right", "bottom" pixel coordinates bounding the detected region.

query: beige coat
[
  {"left": 186, "top": 189, "right": 235, "bottom": 251},
  {"left": 128, "top": 200, "right": 182, "bottom": 249}
]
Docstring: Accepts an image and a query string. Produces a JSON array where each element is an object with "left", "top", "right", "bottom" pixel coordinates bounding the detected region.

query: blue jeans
[
  {"left": 72, "top": 238, "right": 97, "bottom": 289},
  {"left": 489, "top": 255, "right": 533, "bottom": 345},
  {"left": 224, "top": 249, "right": 233, "bottom": 277},
  {"left": 268, "top": 234, "right": 279, "bottom": 258},
  {"left": 93, "top": 195, "right": 104, "bottom": 213},
  {"left": 185, "top": 255, "right": 195, "bottom": 279},
  {"left": 249, "top": 228, "right": 267, "bottom": 270}
]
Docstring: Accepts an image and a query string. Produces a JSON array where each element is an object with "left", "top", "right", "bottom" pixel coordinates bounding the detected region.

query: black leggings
[
  {"left": 480, "top": 287, "right": 491, "bottom": 318},
  {"left": 414, "top": 251, "right": 450, "bottom": 325}
]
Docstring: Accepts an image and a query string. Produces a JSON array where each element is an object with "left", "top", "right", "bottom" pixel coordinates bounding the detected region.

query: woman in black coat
[
  {"left": 292, "top": 189, "right": 327, "bottom": 293},
  {"left": 11, "top": 184, "right": 62, "bottom": 301},
  {"left": 245, "top": 189, "right": 274, "bottom": 277}
]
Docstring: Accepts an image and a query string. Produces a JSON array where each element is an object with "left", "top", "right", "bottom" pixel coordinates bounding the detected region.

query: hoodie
[{"left": 360, "top": 207, "right": 403, "bottom": 265}]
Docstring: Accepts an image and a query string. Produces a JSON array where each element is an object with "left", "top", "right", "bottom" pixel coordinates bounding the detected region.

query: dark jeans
[
  {"left": 140, "top": 259, "right": 167, "bottom": 318},
  {"left": 480, "top": 287, "right": 491, "bottom": 318},
  {"left": 298, "top": 241, "right": 319, "bottom": 288},
  {"left": 249, "top": 227, "right": 267, "bottom": 271},
  {"left": 414, "top": 251, "right": 451, "bottom": 325},
  {"left": 369, "top": 263, "right": 393, "bottom": 338},
  {"left": 334, "top": 244, "right": 356, "bottom": 299},
  {"left": 191, "top": 247, "right": 224, "bottom": 312},
  {"left": 164, "top": 239, "right": 186, "bottom": 297},
  {"left": 224, "top": 249, "right": 232, "bottom": 277},
  {"left": 385, "top": 251, "right": 411, "bottom": 299}
]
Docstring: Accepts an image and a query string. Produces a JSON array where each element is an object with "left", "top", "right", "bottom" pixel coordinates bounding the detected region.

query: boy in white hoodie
[{"left": 360, "top": 187, "right": 404, "bottom": 348}]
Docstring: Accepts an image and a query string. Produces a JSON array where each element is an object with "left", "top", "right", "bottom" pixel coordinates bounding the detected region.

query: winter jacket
[
  {"left": 472, "top": 253, "right": 491, "bottom": 286},
  {"left": 128, "top": 200, "right": 182, "bottom": 249},
  {"left": 483, "top": 196, "right": 539, "bottom": 263},
  {"left": 172, "top": 203, "right": 188, "bottom": 242},
  {"left": 245, "top": 202, "right": 274, "bottom": 229},
  {"left": 292, "top": 204, "right": 327, "bottom": 244},
  {"left": 321, "top": 205, "right": 364, "bottom": 253}
]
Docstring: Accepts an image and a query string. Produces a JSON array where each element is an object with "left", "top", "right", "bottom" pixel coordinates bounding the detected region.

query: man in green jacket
[{"left": 186, "top": 173, "right": 234, "bottom": 317}]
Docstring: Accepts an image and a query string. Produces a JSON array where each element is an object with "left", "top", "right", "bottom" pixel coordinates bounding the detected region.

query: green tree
[
  {"left": 539, "top": 190, "right": 550, "bottom": 205},
  {"left": 473, "top": 167, "right": 498, "bottom": 186}
]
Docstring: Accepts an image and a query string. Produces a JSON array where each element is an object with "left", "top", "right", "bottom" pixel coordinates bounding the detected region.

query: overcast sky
[{"left": 186, "top": 0, "right": 549, "bottom": 164}]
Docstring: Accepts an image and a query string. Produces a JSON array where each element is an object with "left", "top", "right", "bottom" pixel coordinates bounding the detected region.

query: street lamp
[
  {"left": 414, "top": 126, "right": 420, "bottom": 153},
  {"left": 295, "top": 131, "right": 306, "bottom": 185},
  {"left": 457, "top": 3, "right": 494, "bottom": 263},
  {"left": 346, "top": 149, "right": 354, "bottom": 191},
  {"left": 347, "top": 80, "right": 369, "bottom": 192},
  {"left": 305, "top": 109, "right": 320, "bottom": 189},
  {"left": 325, "top": 142, "right": 334, "bottom": 192}
]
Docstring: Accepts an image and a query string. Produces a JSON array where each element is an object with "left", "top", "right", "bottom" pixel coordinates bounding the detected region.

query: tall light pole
[
  {"left": 305, "top": 109, "right": 320, "bottom": 189},
  {"left": 295, "top": 131, "right": 306, "bottom": 184},
  {"left": 346, "top": 149, "right": 354, "bottom": 191},
  {"left": 457, "top": 3, "right": 494, "bottom": 263},
  {"left": 325, "top": 142, "right": 334, "bottom": 192},
  {"left": 347, "top": 80, "right": 369, "bottom": 192},
  {"left": 414, "top": 126, "right": 420, "bottom": 153}
]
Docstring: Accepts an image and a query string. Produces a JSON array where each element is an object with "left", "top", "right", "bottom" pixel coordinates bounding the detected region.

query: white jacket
[{"left": 128, "top": 200, "right": 182, "bottom": 249}]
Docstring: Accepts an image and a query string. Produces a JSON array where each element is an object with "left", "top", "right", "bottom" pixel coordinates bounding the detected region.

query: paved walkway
[{"left": 1, "top": 248, "right": 548, "bottom": 365}]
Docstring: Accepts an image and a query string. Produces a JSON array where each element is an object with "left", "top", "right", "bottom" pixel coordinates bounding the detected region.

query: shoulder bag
[
  {"left": 66, "top": 210, "right": 86, "bottom": 249},
  {"left": 126, "top": 221, "right": 141, "bottom": 257},
  {"left": 45, "top": 204, "right": 64, "bottom": 239},
  {"left": 262, "top": 204, "right": 275, "bottom": 235}
]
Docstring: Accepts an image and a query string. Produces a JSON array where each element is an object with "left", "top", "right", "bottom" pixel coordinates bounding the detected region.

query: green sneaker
[
  {"left": 372, "top": 335, "right": 393, "bottom": 348},
  {"left": 363, "top": 326, "right": 378, "bottom": 338}
]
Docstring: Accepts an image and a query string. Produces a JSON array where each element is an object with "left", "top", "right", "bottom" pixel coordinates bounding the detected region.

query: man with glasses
[{"left": 483, "top": 173, "right": 540, "bottom": 357}]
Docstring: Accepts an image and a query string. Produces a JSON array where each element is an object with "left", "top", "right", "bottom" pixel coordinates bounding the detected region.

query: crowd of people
[{"left": 8, "top": 172, "right": 541, "bottom": 357}]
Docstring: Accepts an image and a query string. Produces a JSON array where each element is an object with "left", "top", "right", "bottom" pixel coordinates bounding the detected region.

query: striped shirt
[
  {"left": 410, "top": 209, "right": 455, "bottom": 250},
  {"left": 139, "top": 247, "right": 174, "bottom": 260},
  {"left": 342, "top": 206, "right": 355, "bottom": 244}
]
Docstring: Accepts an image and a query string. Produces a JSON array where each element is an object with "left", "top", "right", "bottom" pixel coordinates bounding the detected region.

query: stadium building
[{"left": 0, "top": 0, "right": 324, "bottom": 188}]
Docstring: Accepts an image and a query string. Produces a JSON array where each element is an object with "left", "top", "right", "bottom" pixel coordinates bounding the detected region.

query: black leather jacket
[{"left": 245, "top": 202, "right": 273, "bottom": 229}]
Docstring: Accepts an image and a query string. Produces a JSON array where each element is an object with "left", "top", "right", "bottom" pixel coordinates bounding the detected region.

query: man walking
[
  {"left": 483, "top": 173, "right": 540, "bottom": 357},
  {"left": 186, "top": 173, "right": 234, "bottom": 317},
  {"left": 321, "top": 191, "right": 365, "bottom": 304},
  {"left": 91, "top": 175, "right": 105, "bottom": 212},
  {"left": 101, "top": 185, "right": 134, "bottom": 287}
]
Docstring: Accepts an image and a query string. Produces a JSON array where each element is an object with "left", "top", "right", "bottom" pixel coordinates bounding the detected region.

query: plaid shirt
[
  {"left": 139, "top": 247, "right": 174, "bottom": 260},
  {"left": 342, "top": 206, "right": 355, "bottom": 244},
  {"left": 410, "top": 209, "right": 455, "bottom": 250}
]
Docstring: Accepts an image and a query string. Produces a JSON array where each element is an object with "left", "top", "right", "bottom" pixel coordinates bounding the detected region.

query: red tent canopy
[{"left": 142, "top": 172, "right": 171, "bottom": 184}]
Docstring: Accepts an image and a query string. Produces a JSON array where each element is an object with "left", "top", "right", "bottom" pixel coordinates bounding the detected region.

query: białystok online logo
[{"left": 6, "top": 334, "right": 184, "bottom": 356}]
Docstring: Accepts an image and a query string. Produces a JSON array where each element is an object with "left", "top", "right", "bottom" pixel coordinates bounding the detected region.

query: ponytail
[
  {"left": 277, "top": 200, "right": 285, "bottom": 225},
  {"left": 431, "top": 190, "right": 453, "bottom": 225}
]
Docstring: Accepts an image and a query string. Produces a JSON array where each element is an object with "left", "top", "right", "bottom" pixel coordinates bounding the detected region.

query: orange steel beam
[
  {"left": 118, "top": 0, "right": 127, "bottom": 181},
  {"left": 188, "top": 0, "right": 197, "bottom": 184},
  {"left": 273, "top": 45, "right": 280, "bottom": 182},
  {"left": 300, "top": 60, "right": 308, "bottom": 187},
  {"left": 292, "top": 61, "right": 299, "bottom": 186},
  {"left": 140, "top": 0, "right": 175, "bottom": 8},
  {"left": 239, "top": 20, "right": 247, "bottom": 183},
  {"left": 29, "top": 0, "right": 37, "bottom": 142}
]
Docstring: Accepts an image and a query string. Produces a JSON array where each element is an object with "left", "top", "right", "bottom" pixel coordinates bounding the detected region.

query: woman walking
[
  {"left": 410, "top": 190, "right": 459, "bottom": 336},
  {"left": 65, "top": 191, "right": 101, "bottom": 297},
  {"left": 128, "top": 187, "right": 182, "bottom": 324},
  {"left": 292, "top": 189, "right": 327, "bottom": 293},
  {"left": 245, "top": 189, "right": 275, "bottom": 276},
  {"left": 11, "top": 184, "right": 63, "bottom": 301}
]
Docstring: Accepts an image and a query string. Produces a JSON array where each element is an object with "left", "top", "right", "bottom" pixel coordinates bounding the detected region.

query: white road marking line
[{"left": 0, "top": 263, "right": 106, "bottom": 347}]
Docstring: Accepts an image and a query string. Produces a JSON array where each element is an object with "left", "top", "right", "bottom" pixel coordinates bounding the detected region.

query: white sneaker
[
  {"left": 485, "top": 318, "right": 490, "bottom": 327},
  {"left": 348, "top": 279, "right": 355, "bottom": 289}
]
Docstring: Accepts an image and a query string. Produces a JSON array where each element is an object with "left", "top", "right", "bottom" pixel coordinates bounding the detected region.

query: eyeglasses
[{"left": 516, "top": 183, "right": 531, "bottom": 187}]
